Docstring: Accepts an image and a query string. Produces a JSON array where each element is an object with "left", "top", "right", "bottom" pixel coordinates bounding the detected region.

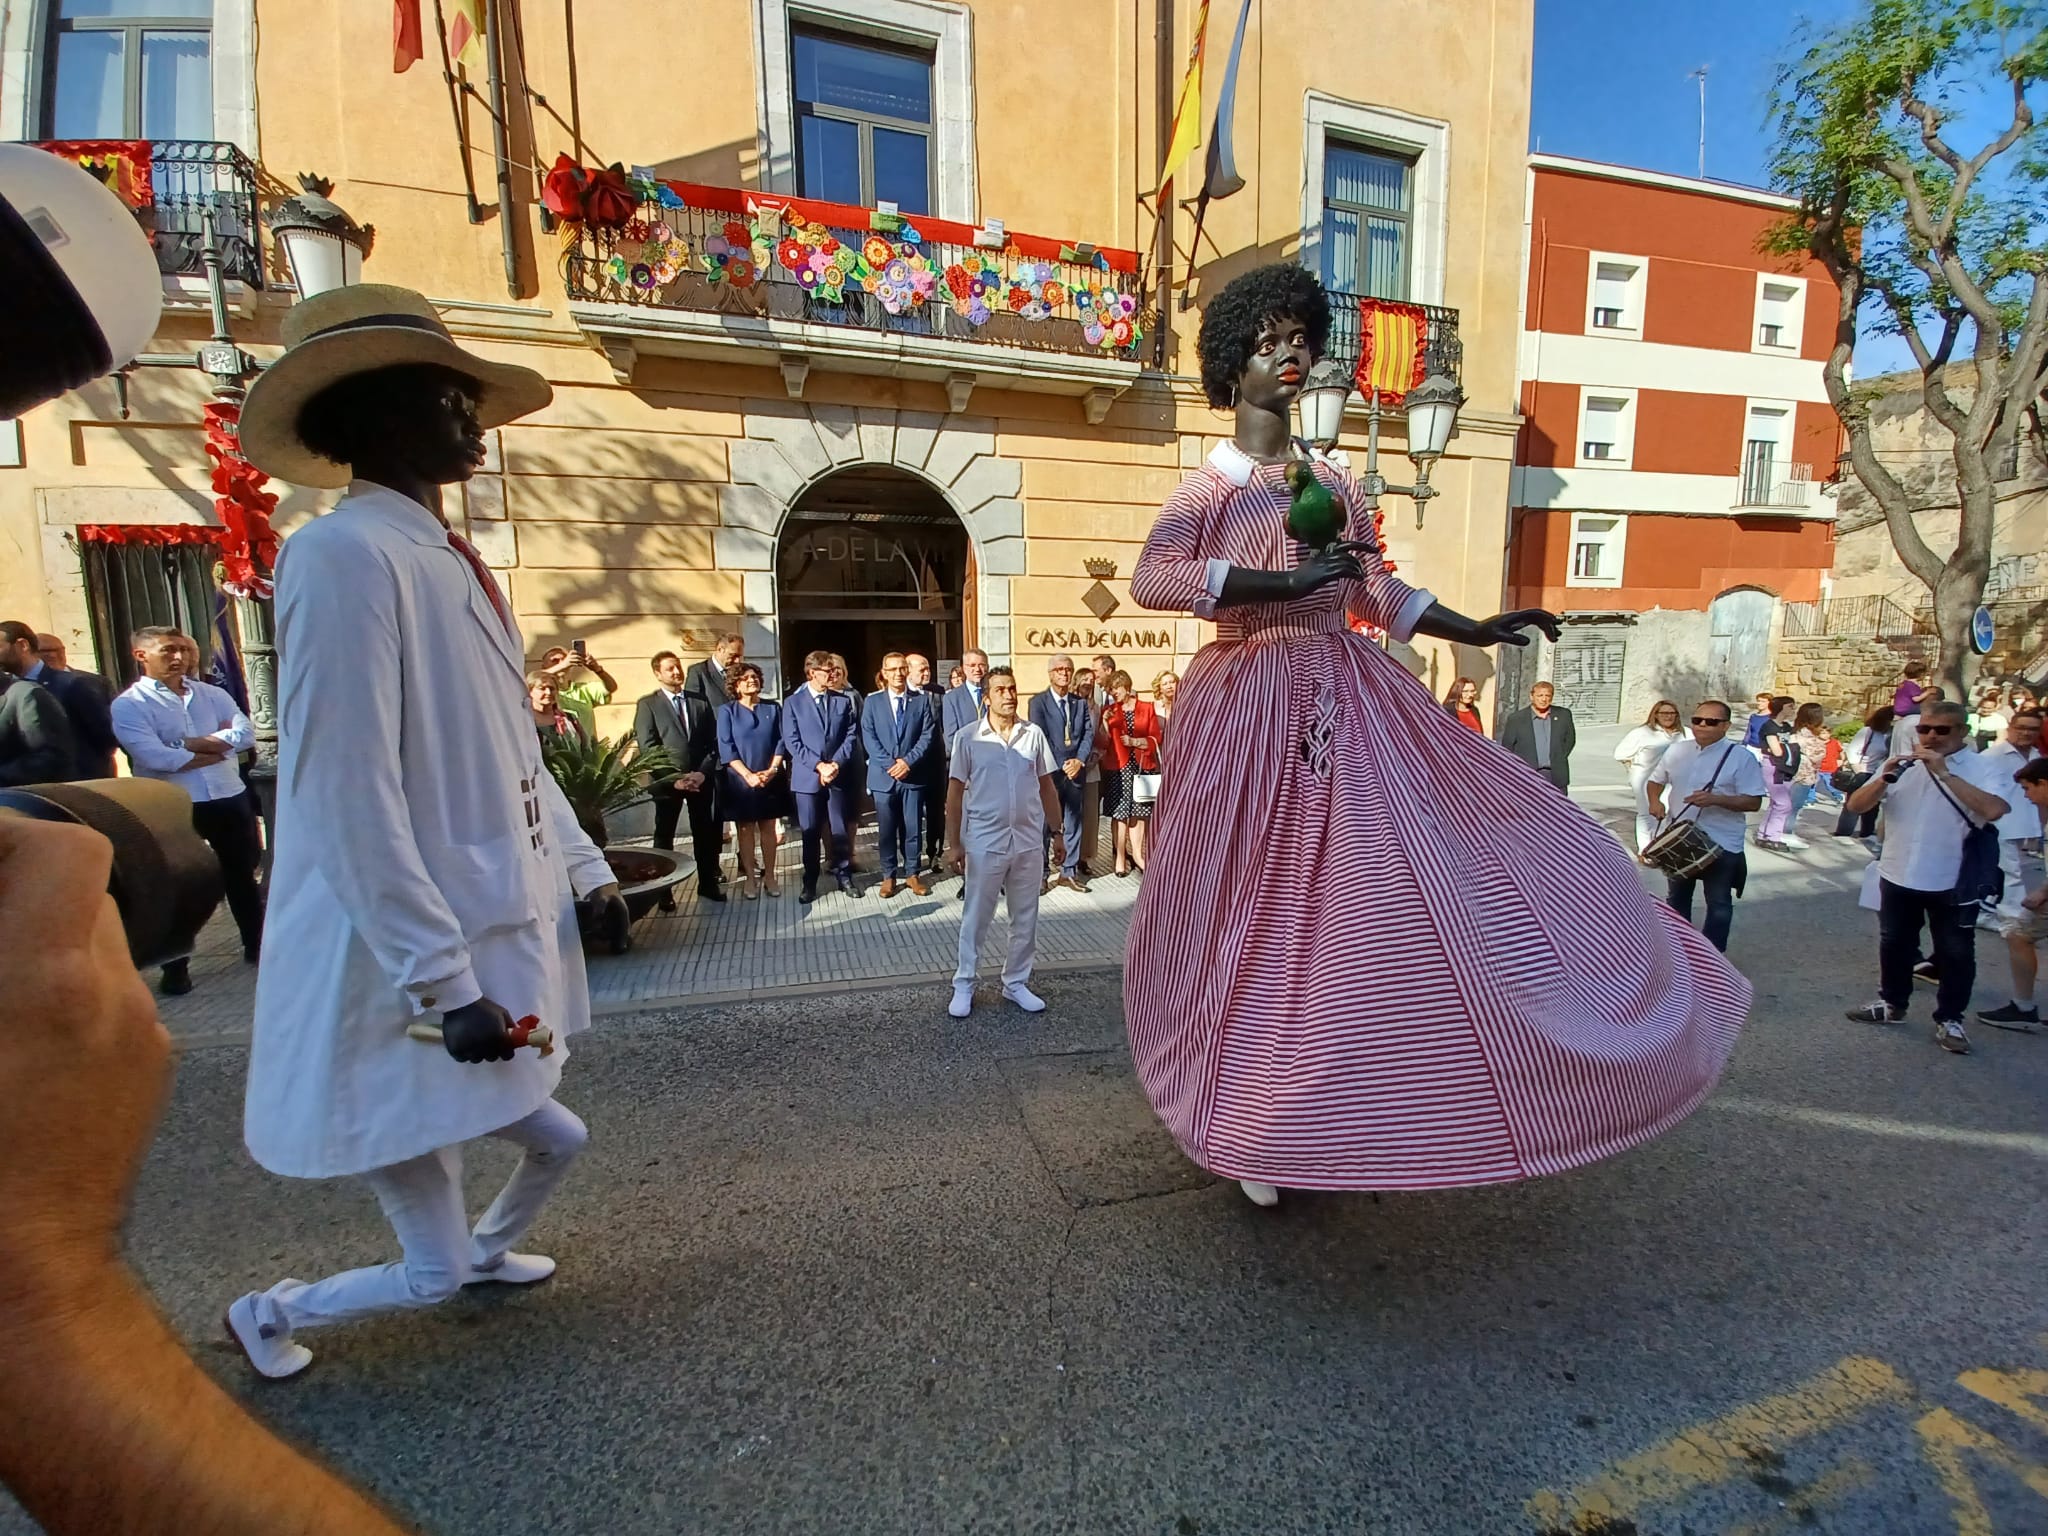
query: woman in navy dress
[{"left": 717, "top": 661, "right": 789, "bottom": 898}]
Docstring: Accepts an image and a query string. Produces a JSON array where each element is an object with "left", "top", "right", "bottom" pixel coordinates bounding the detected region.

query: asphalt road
[{"left": 9, "top": 808, "right": 2048, "bottom": 1534}]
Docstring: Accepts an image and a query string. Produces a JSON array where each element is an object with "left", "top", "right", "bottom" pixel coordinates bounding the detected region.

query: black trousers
[
  {"left": 192, "top": 789, "right": 264, "bottom": 952},
  {"left": 1666, "top": 848, "right": 1744, "bottom": 952},
  {"left": 1878, "top": 878, "right": 1976, "bottom": 1020},
  {"left": 652, "top": 789, "right": 721, "bottom": 890},
  {"left": 921, "top": 769, "right": 947, "bottom": 863}
]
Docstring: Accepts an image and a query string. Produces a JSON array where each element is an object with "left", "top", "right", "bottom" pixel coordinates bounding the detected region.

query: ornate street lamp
[
  {"left": 1295, "top": 359, "right": 1354, "bottom": 451},
  {"left": 1399, "top": 371, "right": 1465, "bottom": 526},
  {"left": 269, "top": 174, "right": 373, "bottom": 298}
]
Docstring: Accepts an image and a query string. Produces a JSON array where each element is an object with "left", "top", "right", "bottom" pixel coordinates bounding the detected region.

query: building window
[
  {"left": 1320, "top": 139, "right": 1413, "bottom": 300},
  {"left": 42, "top": 0, "right": 212, "bottom": 140},
  {"left": 1576, "top": 388, "right": 1636, "bottom": 468},
  {"left": 1754, "top": 275, "right": 1805, "bottom": 352},
  {"left": 1567, "top": 513, "right": 1627, "bottom": 589},
  {"left": 1584, "top": 252, "right": 1645, "bottom": 337},
  {"left": 791, "top": 26, "right": 933, "bottom": 214}
]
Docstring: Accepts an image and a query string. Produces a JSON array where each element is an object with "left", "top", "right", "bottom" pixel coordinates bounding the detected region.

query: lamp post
[
  {"left": 1296, "top": 358, "right": 1465, "bottom": 530},
  {"left": 124, "top": 172, "right": 370, "bottom": 850}
]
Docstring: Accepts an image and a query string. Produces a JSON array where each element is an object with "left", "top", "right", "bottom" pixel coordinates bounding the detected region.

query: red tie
[{"left": 446, "top": 529, "right": 515, "bottom": 638}]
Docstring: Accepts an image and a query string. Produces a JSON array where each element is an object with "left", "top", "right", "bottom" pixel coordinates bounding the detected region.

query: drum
[{"left": 1642, "top": 818, "right": 1723, "bottom": 881}]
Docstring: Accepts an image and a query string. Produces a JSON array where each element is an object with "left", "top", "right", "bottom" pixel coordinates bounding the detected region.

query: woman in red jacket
[
  {"left": 1444, "top": 676, "right": 1485, "bottom": 733},
  {"left": 1102, "top": 669, "right": 1163, "bottom": 876}
]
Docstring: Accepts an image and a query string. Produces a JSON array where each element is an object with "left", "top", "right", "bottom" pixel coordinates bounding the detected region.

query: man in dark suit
[
  {"left": 941, "top": 647, "right": 990, "bottom": 754},
  {"left": 684, "top": 631, "right": 743, "bottom": 711},
  {"left": 634, "top": 650, "right": 724, "bottom": 903},
  {"left": 781, "top": 647, "right": 859, "bottom": 903},
  {"left": 907, "top": 652, "right": 948, "bottom": 872},
  {"left": 1, "top": 619, "right": 110, "bottom": 779},
  {"left": 859, "top": 651, "right": 934, "bottom": 897},
  {"left": 1028, "top": 654, "right": 1094, "bottom": 892},
  {"left": 0, "top": 670, "right": 79, "bottom": 787},
  {"left": 1497, "top": 681, "right": 1577, "bottom": 792}
]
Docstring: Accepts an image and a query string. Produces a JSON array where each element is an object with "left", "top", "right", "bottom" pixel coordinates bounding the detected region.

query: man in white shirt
[
  {"left": 109, "top": 625, "right": 264, "bottom": 994},
  {"left": 1646, "top": 699, "right": 1768, "bottom": 952},
  {"left": 945, "top": 666, "right": 1064, "bottom": 1019},
  {"left": 1843, "top": 699, "right": 2011, "bottom": 1053},
  {"left": 1976, "top": 709, "right": 2043, "bottom": 1030}
]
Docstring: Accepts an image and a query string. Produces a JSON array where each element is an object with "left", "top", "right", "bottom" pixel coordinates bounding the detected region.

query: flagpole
[
  {"left": 433, "top": 0, "right": 483, "bottom": 223},
  {"left": 1151, "top": 0, "right": 1175, "bottom": 370}
]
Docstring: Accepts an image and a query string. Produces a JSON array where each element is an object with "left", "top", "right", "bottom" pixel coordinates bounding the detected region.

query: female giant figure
[{"left": 1125, "top": 265, "right": 1748, "bottom": 1207}]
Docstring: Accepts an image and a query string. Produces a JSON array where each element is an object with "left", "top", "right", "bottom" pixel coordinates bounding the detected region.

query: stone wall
[{"left": 1774, "top": 634, "right": 1933, "bottom": 717}]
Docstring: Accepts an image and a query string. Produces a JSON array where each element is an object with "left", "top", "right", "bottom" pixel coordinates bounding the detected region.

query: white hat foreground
[{"left": 239, "top": 283, "right": 552, "bottom": 488}]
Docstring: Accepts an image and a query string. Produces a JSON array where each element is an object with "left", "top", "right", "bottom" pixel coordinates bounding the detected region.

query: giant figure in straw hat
[{"left": 223, "top": 284, "right": 630, "bottom": 1378}]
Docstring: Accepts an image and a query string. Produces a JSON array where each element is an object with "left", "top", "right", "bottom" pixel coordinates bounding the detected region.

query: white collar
[
  {"left": 1207, "top": 440, "right": 1258, "bottom": 487},
  {"left": 140, "top": 674, "right": 192, "bottom": 699}
]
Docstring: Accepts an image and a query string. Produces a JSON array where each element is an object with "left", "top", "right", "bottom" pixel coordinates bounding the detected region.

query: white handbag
[
  {"left": 1131, "top": 771, "right": 1162, "bottom": 804},
  {"left": 1858, "top": 859, "right": 1882, "bottom": 912}
]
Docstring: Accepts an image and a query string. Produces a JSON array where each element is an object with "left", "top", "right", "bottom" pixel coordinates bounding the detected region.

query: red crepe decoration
[
  {"left": 77, "top": 524, "right": 224, "bottom": 546},
  {"left": 32, "top": 140, "right": 154, "bottom": 210},
  {"left": 541, "top": 154, "right": 637, "bottom": 230},
  {"left": 203, "top": 402, "right": 279, "bottom": 599}
]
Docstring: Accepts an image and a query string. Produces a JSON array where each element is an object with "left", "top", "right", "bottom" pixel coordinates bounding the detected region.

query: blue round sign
[{"left": 1971, "top": 605, "right": 1996, "bottom": 655}]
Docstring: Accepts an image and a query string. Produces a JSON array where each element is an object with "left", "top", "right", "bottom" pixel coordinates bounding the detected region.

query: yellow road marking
[
  {"left": 1725, "top": 1457, "right": 1874, "bottom": 1536},
  {"left": 1524, "top": 1356, "right": 1913, "bottom": 1531},
  {"left": 1958, "top": 1368, "right": 2048, "bottom": 1437},
  {"left": 1914, "top": 1407, "right": 2048, "bottom": 1536}
]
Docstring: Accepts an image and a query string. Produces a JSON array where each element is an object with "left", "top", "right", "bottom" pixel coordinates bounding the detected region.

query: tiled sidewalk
[{"left": 155, "top": 827, "right": 1140, "bottom": 1045}]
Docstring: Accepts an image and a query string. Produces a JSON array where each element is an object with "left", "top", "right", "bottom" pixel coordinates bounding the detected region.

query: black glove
[
  {"left": 439, "top": 997, "right": 519, "bottom": 1063},
  {"left": 1216, "top": 542, "right": 1368, "bottom": 608},
  {"left": 1412, "top": 603, "right": 1562, "bottom": 648},
  {"left": 580, "top": 881, "right": 632, "bottom": 955}
]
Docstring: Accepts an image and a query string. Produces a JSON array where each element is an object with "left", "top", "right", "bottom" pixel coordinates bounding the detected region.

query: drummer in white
[{"left": 1646, "top": 700, "right": 1768, "bottom": 952}]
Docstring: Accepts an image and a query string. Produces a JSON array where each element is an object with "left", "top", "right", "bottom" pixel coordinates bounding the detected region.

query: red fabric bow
[
  {"left": 203, "top": 402, "right": 279, "bottom": 599},
  {"left": 541, "top": 154, "right": 637, "bottom": 230}
]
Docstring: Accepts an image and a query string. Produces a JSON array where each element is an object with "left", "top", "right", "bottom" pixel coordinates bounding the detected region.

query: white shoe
[
  {"left": 949, "top": 982, "right": 974, "bottom": 1018},
  {"left": 1781, "top": 834, "right": 1811, "bottom": 850},
  {"left": 225, "top": 1292, "right": 314, "bottom": 1380},
  {"left": 1002, "top": 983, "right": 1046, "bottom": 1013},
  {"left": 1239, "top": 1180, "right": 1281, "bottom": 1207},
  {"left": 466, "top": 1252, "right": 556, "bottom": 1286}
]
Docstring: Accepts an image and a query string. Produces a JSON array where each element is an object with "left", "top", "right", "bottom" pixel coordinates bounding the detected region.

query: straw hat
[{"left": 239, "top": 283, "right": 552, "bottom": 488}]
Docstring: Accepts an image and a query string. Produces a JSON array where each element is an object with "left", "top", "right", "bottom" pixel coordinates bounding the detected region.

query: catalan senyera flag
[
  {"left": 1354, "top": 297, "right": 1430, "bottom": 407},
  {"left": 445, "top": 0, "right": 486, "bottom": 71},
  {"left": 1154, "top": 0, "right": 1211, "bottom": 196},
  {"left": 394, "top": 0, "right": 423, "bottom": 72}
]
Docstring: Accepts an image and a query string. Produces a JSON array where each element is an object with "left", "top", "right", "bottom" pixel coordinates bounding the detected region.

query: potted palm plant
[{"left": 539, "top": 731, "right": 690, "bottom": 948}]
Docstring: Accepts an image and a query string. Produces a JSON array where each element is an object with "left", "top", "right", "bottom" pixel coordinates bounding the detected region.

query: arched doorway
[{"left": 776, "top": 465, "right": 973, "bottom": 692}]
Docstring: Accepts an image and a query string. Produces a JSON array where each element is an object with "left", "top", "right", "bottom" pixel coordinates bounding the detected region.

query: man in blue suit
[
  {"left": 1028, "top": 654, "right": 1093, "bottom": 893},
  {"left": 781, "top": 647, "right": 859, "bottom": 903},
  {"left": 941, "top": 647, "right": 990, "bottom": 755},
  {"left": 860, "top": 651, "right": 934, "bottom": 897},
  {"left": 908, "top": 652, "right": 948, "bottom": 872}
]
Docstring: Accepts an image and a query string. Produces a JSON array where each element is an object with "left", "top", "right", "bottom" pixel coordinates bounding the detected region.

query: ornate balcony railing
[
  {"left": 34, "top": 139, "right": 264, "bottom": 288},
  {"left": 561, "top": 179, "right": 1149, "bottom": 366},
  {"left": 1325, "top": 293, "right": 1463, "bottom": 390}
]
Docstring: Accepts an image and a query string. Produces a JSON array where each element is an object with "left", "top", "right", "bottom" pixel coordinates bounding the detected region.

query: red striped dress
[{"left": 1124, "top": 443, "right": 1749, "bottom": 1189}]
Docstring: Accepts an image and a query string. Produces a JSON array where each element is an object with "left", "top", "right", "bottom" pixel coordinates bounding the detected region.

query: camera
[{"left": 0, "top": 781, "right": 223, "bottom": 970}]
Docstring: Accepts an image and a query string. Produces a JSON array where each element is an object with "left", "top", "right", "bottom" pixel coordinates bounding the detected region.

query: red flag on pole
[{"left": 393, "top": 0, "right": 423, "bottom": 72}]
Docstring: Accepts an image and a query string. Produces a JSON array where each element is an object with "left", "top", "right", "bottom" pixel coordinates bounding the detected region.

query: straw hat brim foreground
[{"left": 240, "top": 284, "right": 553, "bottom": 489}]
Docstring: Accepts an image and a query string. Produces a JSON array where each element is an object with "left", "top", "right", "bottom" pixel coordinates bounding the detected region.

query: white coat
[{"left": 245, "top": 482, "right": 614, "bottom": 1179}]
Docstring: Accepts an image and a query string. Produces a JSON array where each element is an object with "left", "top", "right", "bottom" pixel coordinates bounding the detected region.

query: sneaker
[
  {"left": 948, "top": 982, "right": 974, "bottom": 1019},
  {"left": 1239, "top": 1180, "right": 1281, "bottom": 1207},
  {"left": 1845, "top": 1000, "right": 1904, "bottom": 1025},
  {"left": 1976, "top": 1002, "right": 2040, "bottom": 1033},
  {"left": 224, "top": 1293, "right": 313, "bottom": 1380},
  {"left": 1002, "top": 983, "right": 1046, "bottom": 1013},
  {"left": 1933, "top": 1017, "right": 1971, "bottom": 1054},
  {"left": 466, "top": 1252, "right": 556, "bottom": 1286},
  {"left": 1914, "top": 960, "right": 1940, "bottom": 984},
  {"left": 1780, "top": 834, "right": 1811, "bottom": 850}
]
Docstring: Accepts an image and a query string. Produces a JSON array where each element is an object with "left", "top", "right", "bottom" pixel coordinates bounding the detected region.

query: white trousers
[
  {"left": 955, "top": 845, "right": 1043, "bottom": 988},
  {"left": 252, "top": 1098, "right": 587, "bottom": 1337},
  {"left": 1629, "top": 763, "right": 1659, "bottom": 851}
]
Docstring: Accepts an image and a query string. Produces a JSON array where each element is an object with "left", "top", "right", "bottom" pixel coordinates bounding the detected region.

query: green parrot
[{"left": 1284, "top": 458, "right": 1346, "bottom": 549}]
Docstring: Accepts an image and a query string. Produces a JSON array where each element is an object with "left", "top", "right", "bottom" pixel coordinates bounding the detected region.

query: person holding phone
[{"left": 538, "top": 641, "right": 617, "bottom": 741}]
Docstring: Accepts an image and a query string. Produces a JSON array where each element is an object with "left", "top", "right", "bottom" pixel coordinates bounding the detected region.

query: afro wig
[{"left": 1196, "top": 264, "right": 1332, "bottom": 409}]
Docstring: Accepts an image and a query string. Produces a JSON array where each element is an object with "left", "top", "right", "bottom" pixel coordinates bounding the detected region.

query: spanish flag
[
  {"left": 1154, "top": 0, "right": 1211, "bottom": 197},
  {"left": 1355, "top": 298, "right": 1429, "bottom": 406},
  {"left": 445, "top": 0, "right": 486, "bottom": 71}
]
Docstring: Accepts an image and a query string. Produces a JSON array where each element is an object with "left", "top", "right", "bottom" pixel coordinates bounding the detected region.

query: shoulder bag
[
  {"left": 1127, "top": 704, "right": 1162, "bottom": 804},
  {"left": 1925, "top": 765, "right": 2003, "bottom": 906}
]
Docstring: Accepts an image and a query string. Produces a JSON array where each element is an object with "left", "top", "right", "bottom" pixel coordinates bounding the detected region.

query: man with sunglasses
[
  {"left": 1646, "top": 701, "right": 1767, "bottom": 952},
  {"left": 1843, "top": 699, "right": 2010, "bottom": 1053}
]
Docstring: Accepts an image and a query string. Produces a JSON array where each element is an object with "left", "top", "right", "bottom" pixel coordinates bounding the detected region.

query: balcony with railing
[
  {"left": 1736, "top": 441, "right": 1817, "bottom": 511},
  {"left": 34, "top": 139, "right": 264, "bottom": 291},
  {"left": 1324, "top": 294, "right": 1463, "bottom": 391},
  {"left": 561, "top": 177, "right": 1147, "bottom": 413}
]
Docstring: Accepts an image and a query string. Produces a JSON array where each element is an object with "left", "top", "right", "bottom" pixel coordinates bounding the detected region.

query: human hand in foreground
[
  {"left": 946, "top": 847, "right": 966, "bottom": 876},
  {"left": 0, "top": 815, "right": 168, "bottom": 1266},
  {"left": 438, "top": 998, "right": 521, "bottom": 1062}
]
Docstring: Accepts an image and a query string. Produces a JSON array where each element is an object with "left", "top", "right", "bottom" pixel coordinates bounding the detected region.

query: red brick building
[{"left": 1503, "top": 155, "right": 1845, "bottom": 722}]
